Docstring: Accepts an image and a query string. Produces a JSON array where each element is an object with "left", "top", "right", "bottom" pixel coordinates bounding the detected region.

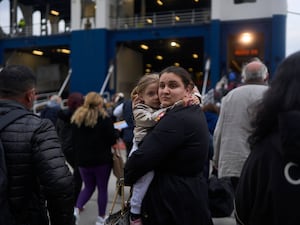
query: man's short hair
[{"left": 0, "top": 65, "right": 36, "bottom": 97}]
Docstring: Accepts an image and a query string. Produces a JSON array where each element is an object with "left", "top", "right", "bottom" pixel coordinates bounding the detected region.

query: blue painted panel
[{"left": 70, "top": 29, "right": 109, "bottom": 94}]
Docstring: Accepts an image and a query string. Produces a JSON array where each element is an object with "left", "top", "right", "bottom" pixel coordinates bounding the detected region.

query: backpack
[{"left": 0, "top": 109, "right": 31, "bottom": 225}]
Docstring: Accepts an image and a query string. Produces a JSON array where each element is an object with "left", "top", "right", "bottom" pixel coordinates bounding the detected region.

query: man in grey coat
[
  {"left": 0, "top": 65, "right": 75, "bottom": 225},
  {"left": 213, "top": 60, "right": 269, "bottom": 194}
]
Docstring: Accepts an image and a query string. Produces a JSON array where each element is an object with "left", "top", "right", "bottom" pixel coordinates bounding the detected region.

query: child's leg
[{"left": 130, "top": 171, "right": 154, "bottom": 214}]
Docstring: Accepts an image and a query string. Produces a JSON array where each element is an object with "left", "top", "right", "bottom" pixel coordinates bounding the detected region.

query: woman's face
[{"left": 158, "top": 72, "right": 190, "bottom": 107}]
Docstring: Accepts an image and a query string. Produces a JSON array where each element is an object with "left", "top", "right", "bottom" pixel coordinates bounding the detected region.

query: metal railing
[
  {"left": 0, "top": 9, "right": 211, "bottom": 39},
  {"left": 110, "top": 9, "right": 210, "bottom": 30}
]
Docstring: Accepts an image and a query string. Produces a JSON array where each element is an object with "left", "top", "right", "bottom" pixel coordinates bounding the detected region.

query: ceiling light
[
  {"left": 170, "top": 41, "right": 180, "bottom": 48},
  {"left": 194, "top": 0, "right": 199, "bottom": 2},
  {"left": 50, "top": 10, "right": 59, "bottom": 16},
  {"left": 57, "top": 48, "right": 71, "bottom": 54},
  {"left": 145, "top": 68, "right": 151, "bottom": 73},
  {"left": 156, "top": 55, "right": 163, "bottom": 60},
  {"left": 188, "top": 68, "right": 194, "bottom": 72},
  {"left": 175, "top": 16, "right": 180, "bottom": 21},
  {"left": 32, "top": 50, "right": 43, "bottom": 56},
  {"left": 146, "top": 18, "right": 153, "bottom": 24},
  {"left": 146, "top": 64, "right": 152, "bottom": 68},
  {"left": 157, "top": 0, "right": 163, "bottom": 6},
  {"left": 239, "top": 32, "right": 253, "bottom": 45},
  {"left": 140, "top": 44, "right": 149, "bottom": 50},
  {"left": 174, "top": 62, "right": 180, "bottom": 67},
  {"left": 192, "top": 54, "right": 199, "bottom": 59}
]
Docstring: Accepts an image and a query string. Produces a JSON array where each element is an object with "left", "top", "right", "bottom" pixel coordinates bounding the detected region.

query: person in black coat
[
  {"left": 71, "top": 92, "right": 117, "bottom": 225},
  {"left": 56, "top": 92, "right": 84, "bottom": 202},
  {"left": 125, "top": 66, "right": 213, "bottom": 225},
  {"left": 0, "top": 65, "right": 75, "bottom": 225},
  {"left": 235, "top": 51, "right": 300, "bottom": 225}
]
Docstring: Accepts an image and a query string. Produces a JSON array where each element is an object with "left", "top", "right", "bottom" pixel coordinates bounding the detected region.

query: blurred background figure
[
  {"left": 56, "top": 92, "right": 84, "bottom": 203},
  {"left": 71, "top": 92, "right": 117, "bottom": 225},
  {"left": 40, "top": 94, "right": 62, "bottom": 126},
  {"left": 113, "top": 92, "right": 134, "bottom": 157}
]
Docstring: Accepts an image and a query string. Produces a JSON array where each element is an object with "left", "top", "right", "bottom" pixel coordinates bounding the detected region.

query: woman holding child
[{"left": 125, "top": 66, "right": 213, "bottom": 225}]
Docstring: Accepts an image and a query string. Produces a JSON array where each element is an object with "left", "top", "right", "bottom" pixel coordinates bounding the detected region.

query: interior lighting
[
  {"left": 145, "top": 68, "right": 151, "bottom": 73},
  {"left": 174, "top": 62, "right": 180, "bottom": 67},
  {"left": 194, "top": 0, "right": 199, "bottom": 2},
  {"left": 239, "top": 32, "right": 254, "bottom": 45},
  {"left": 193, "top": 53, "right": 199, "bottom": 59},
  {"left": 146, "top": 64, "right": 152, "bottom": 68},
  {"left": 146, "top": 18, "right": 153, "bottom": 24},
  {"left": 188, "top": 68, "right": 194, "bottom": 72},
  {"left": 170, "top": 41, "right": 180, "bottom": 48},
  {"left": 140, "top": 44, "right": 149, "bottom": 50},
  {"left": 57, "top": 48, "right": 71, "bottom": 54},
  {"left": 175, "top": 16, "right": 180, "bottom": 21},
  {"left": 32, "top": 50, "right": 43, "bottom": 56},
  {"left": 156, "top": 55, "right": 163, "bottom": 60},
  {"left": 157, "top": 0, "right": 163, "bottom": 6},
  {"left": 50, "top": 10, "right": 59, "bottom": 16}
]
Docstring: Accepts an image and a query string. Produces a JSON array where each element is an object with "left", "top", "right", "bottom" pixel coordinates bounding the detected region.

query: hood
[{"left": 278, "top": 110, "right": 300, "bottom": 163}]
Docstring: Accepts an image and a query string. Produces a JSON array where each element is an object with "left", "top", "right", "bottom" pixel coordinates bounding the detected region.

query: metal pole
[
  {"left": 201, "top": 58, "right": 211, "bottom": 97},
  {"left": 58, "top": 69, "right": 72, "bottom": 97},
  {"left": 100, "top": 64, "right": 114, "bottom": 95}
]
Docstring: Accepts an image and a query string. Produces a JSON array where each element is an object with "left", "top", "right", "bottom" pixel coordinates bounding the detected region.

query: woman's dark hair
[
  {"left": 159, "top": 66, "right": 194, "bottom": 89},
  {"left": 249, "top": 51, "right": 300, "bottom": 148}
]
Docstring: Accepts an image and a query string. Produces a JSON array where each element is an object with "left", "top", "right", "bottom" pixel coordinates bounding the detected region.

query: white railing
[
  {"left": 110, "top": 9, "right": 210, "bottom": 30},
  {"left": 0, "top": 9, "right": 211, "bottom": 39}
]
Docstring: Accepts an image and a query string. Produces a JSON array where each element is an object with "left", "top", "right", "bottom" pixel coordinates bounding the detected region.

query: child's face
[{"left": 140, "top": 82, "right": 160, "bottom": 108}]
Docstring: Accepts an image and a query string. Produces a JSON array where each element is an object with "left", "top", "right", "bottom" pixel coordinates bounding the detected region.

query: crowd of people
[{"left": 1, "top": 50, "right": 300, "bottom": 225}]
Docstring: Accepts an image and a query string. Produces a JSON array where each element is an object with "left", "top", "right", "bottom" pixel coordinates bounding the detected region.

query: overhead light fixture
[
  {"left": 156, "top": 55, "right": 163, "bottom": 60},
  {"left": 140, "top": 44, "right": 149, "bottom": 50},
  {"left": 57, "top": 48, "right": 71, "bottom": 54},
  {"left": 239, "top": 32, "right": 254, "bottom": 45},
  {"left": 192, "top": 53, "right": 199, "bottom": 59},
  {"left": 175, "top": 16, "right": 180, "bottom": 21},
  {"left": 145, "top": 68, "right": 151, "bottom": 73},
  {"left": 146, "top": 18, "right": 153, "bottom": 24},
  {"left": 188, "top": 68, "right": 194, "bottom": 72},
  {"left": 174, "top": 62, "right": 180, "bottom": 67},
  {"left": 50, "top": 10, "right": 59, "bottom": 16},
  {"left": 170, "top": 41, "right": 180, "bottom": 48},
  {"left": 32, "top": 50, "right": 43, "bottom": 56},
  {"left": 194, "top": 0, "right": 199, "bottom": 2},
  {"left": 157, "top": 0, "right": 163, "bottom": 6},
  {"left": 146, "top": 64, "right": 152, "bottom": 68}
]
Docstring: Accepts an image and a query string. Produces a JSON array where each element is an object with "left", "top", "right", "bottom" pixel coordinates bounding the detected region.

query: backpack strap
[
  {"left": 0, "top": 109, "right": 32, "bottom": 131},
  {"left": 0, "top": 109, "right": 32, "bottom": 174}
]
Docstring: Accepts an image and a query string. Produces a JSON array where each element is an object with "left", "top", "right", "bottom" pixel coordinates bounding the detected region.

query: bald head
[{"left": 242, "top": 61, "right": 268, "bottom": 84}]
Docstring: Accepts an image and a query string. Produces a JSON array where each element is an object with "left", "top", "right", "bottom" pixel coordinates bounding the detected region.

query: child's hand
[
  {"left": 182, "top": 94, "right": 200, "bottom": 106},
  {"left": 132, "top": 94, "right": 142, "bottom": 108}
]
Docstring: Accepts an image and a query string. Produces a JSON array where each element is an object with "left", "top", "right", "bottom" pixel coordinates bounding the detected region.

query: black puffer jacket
[{"left": 0, "top": 100, "right": 75, "bottom": 225}]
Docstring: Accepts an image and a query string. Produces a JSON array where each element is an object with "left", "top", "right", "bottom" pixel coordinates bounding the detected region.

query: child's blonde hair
[
  {"left": 131, "top": 73, "right": 159, "bottom": 100},
  {"left": 71, "top": 91, "right": 108, "bottom": 128}
]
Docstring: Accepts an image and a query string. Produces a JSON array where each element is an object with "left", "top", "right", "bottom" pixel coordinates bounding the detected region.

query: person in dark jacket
[
  {"left": 56, "top": 92, "right": 84, "bottom": 202},
  {"left": 71, "top": 92, "right": 117, "bottom": 225},
  {"left": 125, "top": 66, "right": 213, "bottom": 225},
  {"left": 235, "top": 51, "right": 300, "bottom": 225},
  {"left": 0, "top": 65, "right": 75, "bottom": 225},
  {"left": 40, "top": 94, "right": 62, "bottom": 126},
  {"left": 113, "top": 97, "right": 134, "bottom": 157}
]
